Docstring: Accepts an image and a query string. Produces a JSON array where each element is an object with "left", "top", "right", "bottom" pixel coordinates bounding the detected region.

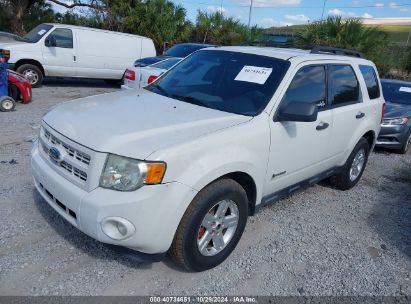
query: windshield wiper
[{"left": 170, "top": 94, "right": 208, "bottom": 107}]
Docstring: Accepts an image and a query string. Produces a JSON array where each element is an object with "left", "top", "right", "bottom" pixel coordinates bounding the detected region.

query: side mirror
[
  {"left": 277, "top": 102, "right": 318, "bottom": 122},
  {"left": 45, "top": 36, "right": 56, "bottom": 47}
]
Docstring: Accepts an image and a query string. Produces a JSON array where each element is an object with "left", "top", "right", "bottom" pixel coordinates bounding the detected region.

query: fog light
[{"left": 101, "top": 217, "right": 135, "bottom": 240}]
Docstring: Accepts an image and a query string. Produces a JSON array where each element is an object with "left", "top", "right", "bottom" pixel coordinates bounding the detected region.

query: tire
[
  {"left": 16, "top": 64, "right": 43, "bottom": 88},
  {"left": 398, "top": 129, "right": 411, "bottom": 154},
  {"left": 8, "top": 83, "right": 19, "bottom": 101},
  {"left": 169, "top": 178, "right": 248, "bottom": 272},
  {"left": 0, "top": 96, "right": 16, "bottom": 112},
  {"left": 330, "top": 137, "right": 370, "bottom": 190}
]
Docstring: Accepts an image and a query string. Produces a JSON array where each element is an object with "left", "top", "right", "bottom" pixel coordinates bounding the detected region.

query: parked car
[
  {"left": 122, "top": 57, "right": 181, "bottom": 89},
  {"left": 376, "top": 79, "right": 411, "bottom": 153},
  {"left": 31, "top": 46, "right": 384, "bottom": 271},
  {"left": 8, "top": 70, "right": 32, "bottom": 103},
  {"left": 133, "top": 43, "right": 215, "bottom": 67},
  {"left": 2, "top": 23, "right": 156, "bottom": 87}
]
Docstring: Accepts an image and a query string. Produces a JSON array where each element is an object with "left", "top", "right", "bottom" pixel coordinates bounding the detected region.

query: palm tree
[{"left": 295, "top": 16, "right": 389, "bottom": 74}]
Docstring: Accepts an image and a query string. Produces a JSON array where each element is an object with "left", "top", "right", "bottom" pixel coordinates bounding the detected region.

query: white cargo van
[{"left": 1, "top": 24, "right": 156, "bottom": 87}]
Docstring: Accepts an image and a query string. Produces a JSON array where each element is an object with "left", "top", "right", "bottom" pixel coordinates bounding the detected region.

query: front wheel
[
  {"left": 169, "top": 178, "right": 248, "bottom": 272},
  {"left": 398, "top": 130, "right": 411, "bottom": 154},
  {"left": 16, "top": 64, "right": 43, "bottom": 88},
  {"left": 330, "top": 137, "right": 370, "bottom": 190}
]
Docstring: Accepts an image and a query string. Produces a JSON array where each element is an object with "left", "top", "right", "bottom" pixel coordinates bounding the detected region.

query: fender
[{"left": 149, "top": 115, "right": 271, "bottom": 219}]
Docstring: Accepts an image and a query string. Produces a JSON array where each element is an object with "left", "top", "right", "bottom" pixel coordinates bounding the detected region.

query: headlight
[
  {"left": 99, "top": 154, "right": 166, "bottom": 191},
  {"left": 382, "top": 117, "right": 409, "bottom": 125}
]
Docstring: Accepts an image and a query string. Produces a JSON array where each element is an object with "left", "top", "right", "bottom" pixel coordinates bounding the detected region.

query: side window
[
  {"left": 281, "top": 65, "right": 326, "bottom": 110},
  {"left": 359, "top": 65, "right": 380, "bottom": 99},
  {"left": 329, "top": 65, "right": 360, "bottom": 106},
  {"left": 46, "top": 29, "right": 73, "bottom": 49}
]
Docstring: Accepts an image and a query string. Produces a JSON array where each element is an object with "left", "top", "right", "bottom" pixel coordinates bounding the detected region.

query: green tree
[
  {"left": 193, "top": 10, "right": 263, "bottom": 45},
  {"left": 295, "top": 17, "right": 389, "bottom": 75},
  {"left": 101, "top": 0, "right": 192, "bottom": 51}
]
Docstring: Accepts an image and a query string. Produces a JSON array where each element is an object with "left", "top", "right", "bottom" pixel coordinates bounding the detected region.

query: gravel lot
[{"left": 0, "top": 80, "right": 410, "bottom": 296}]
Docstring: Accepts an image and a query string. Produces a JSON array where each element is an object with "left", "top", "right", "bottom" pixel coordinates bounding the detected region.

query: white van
[{"left": 1, "top": 24, "right": 156, "bottom": 87}]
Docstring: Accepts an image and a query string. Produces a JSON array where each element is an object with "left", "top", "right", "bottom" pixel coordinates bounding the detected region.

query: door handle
[
  {"left": 316, "top": 122, "right": 329, "bottom": 131},
  {"left": 356, "top": 112, "right": 365, "bottom": 119},
  {"left": 73, "top": 55, "right": 76, "bottom": 62}
]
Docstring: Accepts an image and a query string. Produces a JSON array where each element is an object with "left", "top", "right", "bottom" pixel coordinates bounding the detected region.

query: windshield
[
  {"left": 23, "top": 24, "right": 53, "bottom": 43},
  {"left": 150, "top": 58, "right": 181, "bottom": 70},
  {"left": 382, "top": 81, "right": 411, "bottom": 105},
  {"left": 164, "top": 44, "right": 210, "bottom": 57},
  {"left": 146, "top": 50, "right": 290, "bottom": 116}
]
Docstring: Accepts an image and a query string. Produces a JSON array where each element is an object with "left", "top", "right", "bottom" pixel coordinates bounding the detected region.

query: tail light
[
  {"left": 124, "top": 69, "right": 135, "bottom": 81},
  {"left": 147, "top": 75, "right": 158, "bottom": 84},
  {"left": 381, "top": 103, "right": 385, "bottom": 123}
]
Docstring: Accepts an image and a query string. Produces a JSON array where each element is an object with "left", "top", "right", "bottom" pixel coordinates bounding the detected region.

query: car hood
[
  {"left": 384, "top": 101, "right": 411, "bottom": 118},
  {"left": 0, "top": 40, "right": 29, "bottom": 48},
  {"left": 43, "top": 89, "right": 252, "bottom": 159}
]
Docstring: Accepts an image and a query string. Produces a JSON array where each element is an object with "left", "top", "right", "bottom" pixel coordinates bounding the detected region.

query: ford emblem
[{"left": 49, "top": 146, "right": 62, "bottom": 162}]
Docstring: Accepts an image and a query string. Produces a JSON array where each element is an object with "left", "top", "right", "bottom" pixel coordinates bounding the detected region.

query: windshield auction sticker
[
  {"left": 234, "top": 66, "right": 273, "bottom": 84},
  {"left": 399, "top": 86, "right": 411, "bottom": 93}
]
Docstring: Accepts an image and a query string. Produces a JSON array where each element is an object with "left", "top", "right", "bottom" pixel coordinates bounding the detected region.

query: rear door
[
  {"left": 42, "top": 27, "right": 76, "bottom": 77},
  {"left": 327, "top": 64, "right": 373, "bottom": 162}
]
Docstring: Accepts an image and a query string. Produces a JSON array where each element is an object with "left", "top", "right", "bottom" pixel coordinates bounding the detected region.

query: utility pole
[
  {"left": 248, "top": 0, "right": 253, "bottom": 42},
  {"left": 321, "top": 0, "right": 327, "bottom": 20}
]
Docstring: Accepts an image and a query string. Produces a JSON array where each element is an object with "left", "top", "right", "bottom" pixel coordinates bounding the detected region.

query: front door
[
  {"left": 42, "top": 28, "right": 76, "bottom": 77},
  {"left": 265, "top": 64, "right": 334, "bottom": 196}
]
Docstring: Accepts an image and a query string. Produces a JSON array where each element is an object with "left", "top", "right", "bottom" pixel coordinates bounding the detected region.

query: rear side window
[
  {"left": 281, "top": 65, "right": 326, "bottom": 110},
  {"left": 359, "top": 65, "right": 380, "bottom": 99},
  {"left": 47, "top": 28, "right": 73, "bottom": 48},
  {"left": 329, "top": 65, "right": 360, "bottom": 106}
]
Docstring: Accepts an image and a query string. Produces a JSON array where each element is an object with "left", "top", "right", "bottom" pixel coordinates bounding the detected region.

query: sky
[
  {"left": 172, "top": 0, "right": 411, "bottom": 27},
  {"left": 49, "top": 0, "right": 411, "bottom": 28}
]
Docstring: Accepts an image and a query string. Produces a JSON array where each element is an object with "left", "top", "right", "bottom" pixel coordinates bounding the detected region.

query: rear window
[
  {"left": 164, "top": 44, "right": 209, "bottom": 57},
  {"left": 329, "top": 65, "right": 360, "bottom": 106},
  {"left": 359, "top": 65, "right": 380, "bottom": 99},
  {"left": 151, "top": 58, "right": 181, "bottom": 70}
]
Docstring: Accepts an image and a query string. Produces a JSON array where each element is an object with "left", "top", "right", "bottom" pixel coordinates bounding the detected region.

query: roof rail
[{"left": 310, "top": 46, "right": 364, "bottom": 58}]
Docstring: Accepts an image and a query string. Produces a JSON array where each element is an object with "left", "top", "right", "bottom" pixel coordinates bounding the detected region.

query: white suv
[{"left": 31, "top": 46, "right": 384, "bottom": 271}]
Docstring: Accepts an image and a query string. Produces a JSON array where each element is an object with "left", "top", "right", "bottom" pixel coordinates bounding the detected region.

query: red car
[{"left": 7, "top": 70, "right": 32, "bottom": 103}]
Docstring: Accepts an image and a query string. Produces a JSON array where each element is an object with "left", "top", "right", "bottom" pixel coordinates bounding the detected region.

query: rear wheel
[
  {"left": 104, "top": 79, "right": 122, "bottom": 86},
  {"left": 16, "top": 64, "right": 43, "bottom": 88},
  {"left": 169, "top": 178, "right": 248, "bottom": 272},
  {"left": 0, "top": 96, "right": 16, "bottom": 112},
  {"left": 330, "top": 137, "right": 370, "bottom": 190}
]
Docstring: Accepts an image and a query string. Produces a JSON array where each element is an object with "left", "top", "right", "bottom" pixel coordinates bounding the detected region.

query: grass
[{"left": 265, "top": 24, "right": 411, "bottom": 45}]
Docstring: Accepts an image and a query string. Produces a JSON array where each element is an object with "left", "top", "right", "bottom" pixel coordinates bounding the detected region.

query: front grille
[
  {"left": 40, "top": 140, "right": 88, "bottom": 182},
  {"left": 44, "top": 129, "right": 91, "bottom": 165}
]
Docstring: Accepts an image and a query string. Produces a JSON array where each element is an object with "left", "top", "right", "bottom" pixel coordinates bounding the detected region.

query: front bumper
[
  {"left": 376, "top": 123, "right": 411, "bottom": 149},
  {"left": 6, "top": 63, "right": 15, "bottom": 70},
  {"left": 31, "top": 140, "right": 198, "bottom": 254}
]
